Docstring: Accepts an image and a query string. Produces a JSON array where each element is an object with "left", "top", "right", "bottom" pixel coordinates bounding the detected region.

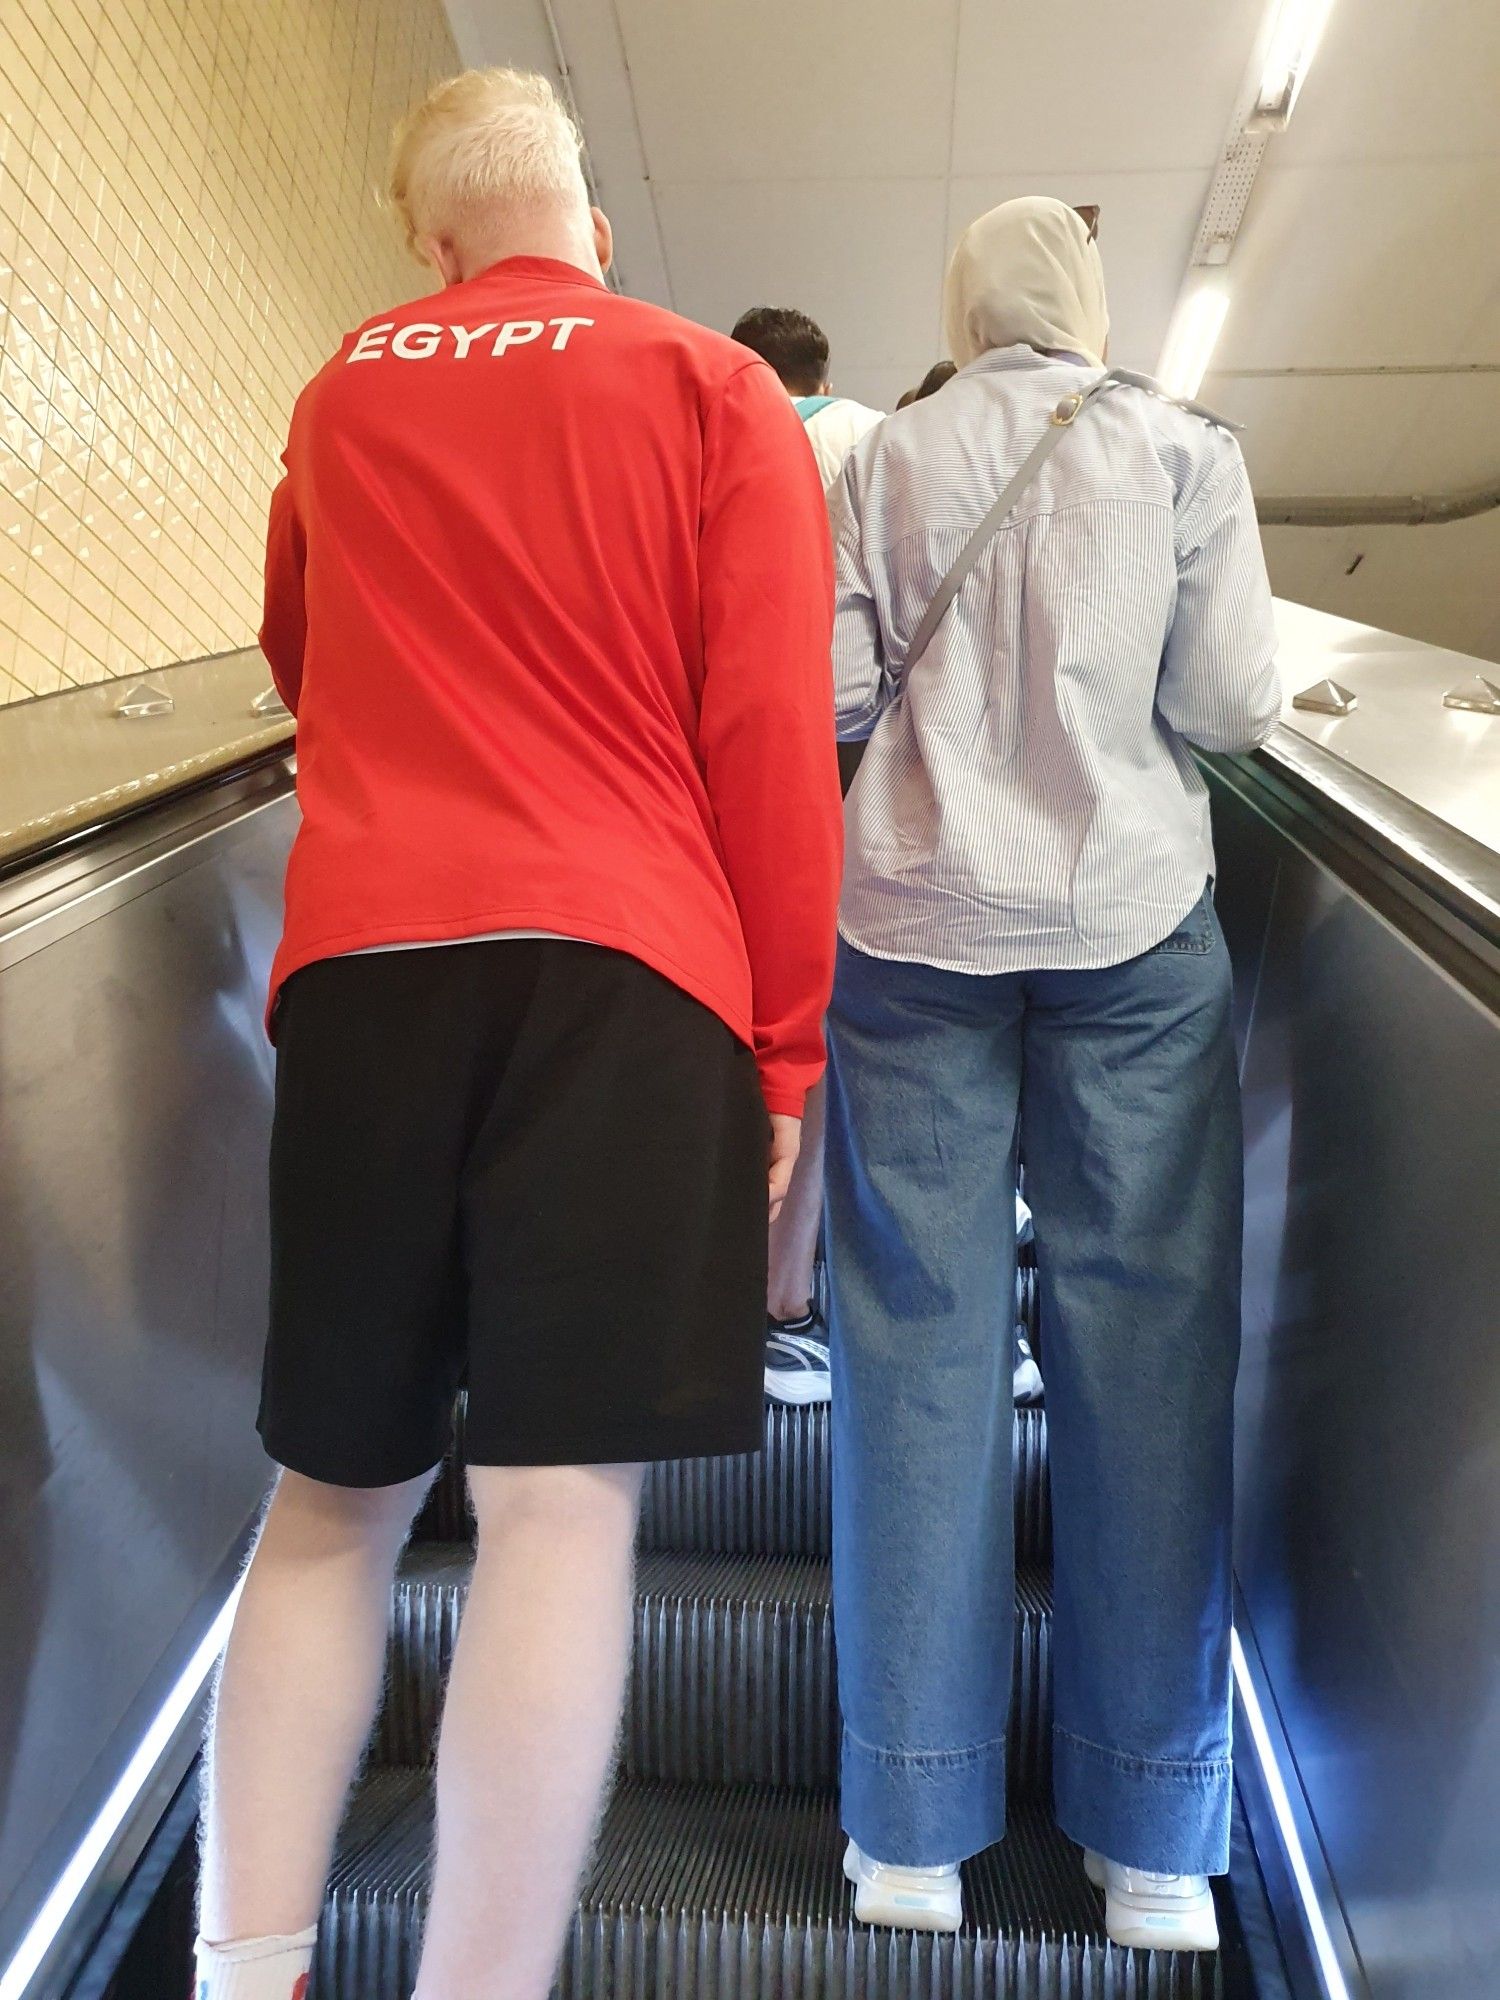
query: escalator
[
  {"left": 8, "top": 600, "right": 1500, "bottom": 2000},
  {"left": 310, "top": 1386, "right": 1263, "bottom": 1998}
]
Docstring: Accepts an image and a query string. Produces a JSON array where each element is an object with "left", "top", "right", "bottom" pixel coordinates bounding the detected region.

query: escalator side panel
[
  {"left": 0, "top": 792, "right": 296, "bottom": 1965},
  {"left": 1211, "top": 769, "right": 1500, "bottom": 2000}
]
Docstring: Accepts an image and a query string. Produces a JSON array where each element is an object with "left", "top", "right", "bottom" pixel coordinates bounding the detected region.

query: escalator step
[
  {"left": 641, "top": 1402, "right": 837, "bottom": 1563},
  {"left": 318, "top": 1770, "right": 1235, "bottom": 1999},
  {"left": 416, "top": 1400, "right": 1052, "bottom": 1567},
  {"left": 376, "top": 1546, "right": 1054, "bottom": 1798}
]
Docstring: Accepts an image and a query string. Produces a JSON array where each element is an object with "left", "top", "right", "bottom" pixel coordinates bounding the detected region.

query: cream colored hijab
[{"left": 943, "top": 197, "right": 1109, "bottom": 371}]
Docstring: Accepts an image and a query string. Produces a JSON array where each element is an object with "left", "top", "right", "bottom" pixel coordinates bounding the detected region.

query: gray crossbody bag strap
[{"left": 902, "top": 368, "right": 1129, "bottom": 675}]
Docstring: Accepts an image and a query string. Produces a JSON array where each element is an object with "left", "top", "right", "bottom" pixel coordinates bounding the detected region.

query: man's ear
[
  {"left": 418, "top": 235, "right": 464, "bottom": 287},
  {"left": 591, "top": 207, "right": 614, "bottom": 276}
]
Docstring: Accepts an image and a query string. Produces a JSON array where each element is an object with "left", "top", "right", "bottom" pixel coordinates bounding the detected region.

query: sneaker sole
[
  {"left": 844, "top": 1843, "right": 963, "bottom": 1933},
  {"left": 1105, "top": 1906, "right": 1220, "bottom": 1952},
  {"left": 1084, "top": 1851, "right": 1219, "bottom": 1952},
  {"left": 764, "top": 1370, "right": 832, "bottom": 1406}
]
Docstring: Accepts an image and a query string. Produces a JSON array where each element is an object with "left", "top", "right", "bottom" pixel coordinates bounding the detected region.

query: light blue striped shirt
[{"left": 830, "top": 345, "right": 1280, "bottom": 972}]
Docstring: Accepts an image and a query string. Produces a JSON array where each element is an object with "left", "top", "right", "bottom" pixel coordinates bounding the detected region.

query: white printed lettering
[
  {"left": 450, "top": 322, "right": 499, "bottom": 359},
  {"left": 491, "top": 320, "right": 545, "bottom": 355},
  {"left": 391, "top": 322, "right": 445, "bottom": 360},
  {"left": 348, "top": 322, "right": 394, "bottom": 363},
  {"left": 548, "top": 316, "right": 595, "bottom": 350}
]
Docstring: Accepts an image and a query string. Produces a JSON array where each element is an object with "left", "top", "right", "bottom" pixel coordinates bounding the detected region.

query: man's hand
[{"left": 767, "top": 1113, "right": 803, "bottom": 1222}]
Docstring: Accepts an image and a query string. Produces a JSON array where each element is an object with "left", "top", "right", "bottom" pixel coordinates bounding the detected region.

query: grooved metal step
[
  {"left": 417, "top": 1399, "right": 1052, "bottom": 1567},
  {"left": 318, "top": 1771, "right": 1241, "bottom": 2000},
  {"left": 376, "top": 1546, "right": 1055, "bottom": 1797}
]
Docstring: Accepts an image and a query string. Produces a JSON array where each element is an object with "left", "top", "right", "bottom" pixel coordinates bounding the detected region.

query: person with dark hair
[
  {"left": 896, "top": 358, "right": 958, "bottom": 408},
  {"left": 728, "top": 305, "right": 828, "bottom": 393},
  {"left": 731, "top": 305, "right": 883, "bottom": 491},
  {"left": 723, "top": 304, "right": 879, "bottom": 1408}
]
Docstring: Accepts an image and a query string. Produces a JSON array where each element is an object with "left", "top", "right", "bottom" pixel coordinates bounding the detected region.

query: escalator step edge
[
  {"left": 417, "top": 1399, "right": 1053, "bottom": 1568},
  {"left": 318, "top": 1771, "right": 1242, "bottom": 2000},
  {"left": 376, "top": 1546, "right": 1056, "bottom": 1797}
]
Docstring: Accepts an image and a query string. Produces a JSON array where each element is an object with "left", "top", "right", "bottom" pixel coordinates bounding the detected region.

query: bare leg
[
  {"left": 767, "top": 1075, "right": 827, "bottom": 1321},
  {"left": 199, "top": 1468, "right": 433, "bottom": 1941},
  {"left": 413, "top": 1461, "right": 644, "bottom": 2000}
]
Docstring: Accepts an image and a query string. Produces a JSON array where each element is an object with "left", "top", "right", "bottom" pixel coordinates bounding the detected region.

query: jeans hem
[
  {"left": 1052, "top": 1725, "right": 1233, "bottom": 1877},
  {"left": 841, "top": 1727, "right": 1007, "bottom": 1868}
]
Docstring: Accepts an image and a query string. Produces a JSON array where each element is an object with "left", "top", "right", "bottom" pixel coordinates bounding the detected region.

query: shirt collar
[
  {"left": 963, "top": 343, "right": 1094, "bottom": 376},
  {"left": 468, "top": 255, "right": 608, "bottom": 292}
]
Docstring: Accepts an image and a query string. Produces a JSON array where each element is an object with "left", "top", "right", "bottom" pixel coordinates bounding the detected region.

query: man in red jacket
[{"left": 194, "top": 67, "right": 841, "bottom": 2000}]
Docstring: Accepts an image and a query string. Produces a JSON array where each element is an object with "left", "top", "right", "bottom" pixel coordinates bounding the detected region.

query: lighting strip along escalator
[{"left": 313, "top": 1394, "right": 1259, "bottom": 2000}]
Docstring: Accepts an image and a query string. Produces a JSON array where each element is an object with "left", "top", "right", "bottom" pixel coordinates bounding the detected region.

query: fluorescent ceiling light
[
  {"left": 1252, "top": 0, "right": 1337, "bottom": 129},
  {"left": 1231, "top": 1629, "right": 1353, "bottom": 2000},
  {"left": 0, "top": 1582, "right": 242, "bottom": 2000},
  {"left": 1157, "top": 278, "right": 1230, "bottom": 401}
]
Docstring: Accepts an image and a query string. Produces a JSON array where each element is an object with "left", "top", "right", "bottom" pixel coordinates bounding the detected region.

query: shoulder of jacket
[{"left": 1103, "top": 367, "right": 1241, "bottom": 436}]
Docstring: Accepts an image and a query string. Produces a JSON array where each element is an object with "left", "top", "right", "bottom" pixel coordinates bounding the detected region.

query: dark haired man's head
[
  {"left": 730, "top": 307, "right": 831, "bottom": 395},
  {"left": 897, "top": 358, "right": 958, "bottom": 408}
]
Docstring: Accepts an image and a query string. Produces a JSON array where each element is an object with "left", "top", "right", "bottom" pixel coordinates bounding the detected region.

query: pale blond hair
[{"left": 388, "top": 67, "right": 587, "bottom": 260}]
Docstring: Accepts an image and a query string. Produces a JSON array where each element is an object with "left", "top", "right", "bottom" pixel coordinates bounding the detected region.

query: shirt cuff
[{"left": 760, "top": 1082, "right": 808, "bottom": 1119}]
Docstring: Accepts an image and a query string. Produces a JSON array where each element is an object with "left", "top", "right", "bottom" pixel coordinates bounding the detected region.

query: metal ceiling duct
[{"left": 1257, "top": 477, "right": 1500, "bottom": 527}]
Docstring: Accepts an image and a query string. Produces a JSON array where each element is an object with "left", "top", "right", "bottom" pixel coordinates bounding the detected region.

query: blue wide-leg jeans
[{"left": 824, "top": 891, "right": 1241, "bottom": 1876}]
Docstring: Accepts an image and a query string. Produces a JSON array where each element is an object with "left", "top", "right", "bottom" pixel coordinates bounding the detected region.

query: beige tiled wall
[{"left": 0, "top": 0, "right": 456, "bottom": 705}]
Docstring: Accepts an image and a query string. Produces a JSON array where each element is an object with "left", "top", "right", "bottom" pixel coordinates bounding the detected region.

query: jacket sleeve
[
  {"left": 1159, "top": 438, "right": 1281, "bottom": 753},
  {"left": 259, "top": 473, "right": 308, "bottom": 715},
  {"left": 828, "top": 459, "right": 889, "bottom": 741},
  {"left": 698, "top": 361, "right": 843, "bottom": 1119}
]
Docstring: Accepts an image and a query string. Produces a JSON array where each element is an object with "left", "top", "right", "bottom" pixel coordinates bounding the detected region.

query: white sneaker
[
  {"left": 1084, "top": 1850, "right": 1219, "bottom": 1951},
  {"left": 844, "top": 1839, "right": 963, "bottom": 1932},
  {"left": 1015, "top": 1190, "right": 1034, "bottom": 1245}
]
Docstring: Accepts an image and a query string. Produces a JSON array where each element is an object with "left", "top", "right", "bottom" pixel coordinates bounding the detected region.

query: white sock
[{"left": 193, "top": 1927, "right": 317, "bottom": 2000}]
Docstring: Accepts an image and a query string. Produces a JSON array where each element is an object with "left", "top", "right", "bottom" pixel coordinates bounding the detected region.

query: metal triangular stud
[
  {"left": 1443, "top": 675, "right": 1500, "bottom": 716},
  {"left": 113, "top": 681, "right": 174, "bottom": 717},
  {"left": 251, "top": 685, "right": 291, "bottom": 717},
  {"left": 1292, "top": 678, "right": 1358, "bottom": 716}
]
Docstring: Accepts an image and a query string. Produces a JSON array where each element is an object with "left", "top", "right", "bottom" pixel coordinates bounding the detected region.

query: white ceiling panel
[
  {"left": 1203, "top": 373, "right": 1446, "bottom": 494},
  {"left": 1271, "top": 0, "right": 1500, "bottom": 167},
  {"left": 652, "top": 178, "right": 951, "bottom": 394},
  {"left": 947, "top": 171, "right": 1205, "bottom": 372},
  {"left": 1216, "top": 159, "right": 1500, "bottom": 371},
  {"left": 1452, "top": 277, "right": 1500, "bottom": 368},
  {"left": 951, "top": 0, "right": 1266, "bottom": 177},
  {"left": 451, "top": 0, "right": 1500, "bottom": 665},
  {"left": 612, "top": 0, "right": 961, "bottom": 182}
]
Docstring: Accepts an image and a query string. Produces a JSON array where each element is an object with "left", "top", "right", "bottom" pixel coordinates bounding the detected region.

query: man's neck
[{"left": 454, "top": 213, "right": 602, "bottom": 286}]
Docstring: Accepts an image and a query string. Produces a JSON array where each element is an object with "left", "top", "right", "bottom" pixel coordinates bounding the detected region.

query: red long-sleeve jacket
[{"left": 260, "top": 255, "right": 842, "bottom": 1116}]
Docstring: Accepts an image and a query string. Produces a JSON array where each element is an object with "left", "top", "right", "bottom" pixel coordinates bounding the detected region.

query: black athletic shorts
[{"left": 258, "top": 939, "right": 768, "bottom": 1483}]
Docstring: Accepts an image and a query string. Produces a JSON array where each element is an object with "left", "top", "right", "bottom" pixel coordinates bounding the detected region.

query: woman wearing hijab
[{"left": 825, "top": 198, "right": 1279, "bottom": 1949}]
